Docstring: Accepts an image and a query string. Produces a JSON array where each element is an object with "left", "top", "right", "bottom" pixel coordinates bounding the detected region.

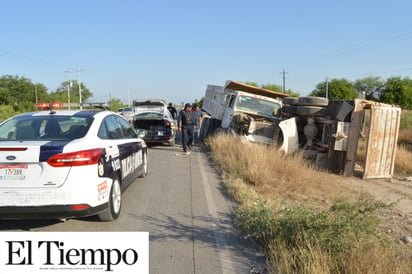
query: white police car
[{"left": 0, "top": 108, "right": 148, "bottom": 221}]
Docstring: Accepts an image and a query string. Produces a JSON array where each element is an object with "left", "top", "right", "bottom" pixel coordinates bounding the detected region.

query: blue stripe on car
[
  {"left": 117, "top": 142, "right": 142, "bottom": 187},
  {"left": 39, "top": 141, "right": 72, "bottom": 162}
]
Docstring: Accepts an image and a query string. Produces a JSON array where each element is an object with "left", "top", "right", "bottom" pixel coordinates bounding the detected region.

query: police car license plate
[
  {"left": 158, "top": 131, "right": 164, "bottom": 136},
  {"left": 0, "top": 164, "right": 28, "bottom": 180}
]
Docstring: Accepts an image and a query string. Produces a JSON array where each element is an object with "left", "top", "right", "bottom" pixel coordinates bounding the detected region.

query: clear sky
[{"left": 1, "top": 0, "right": 412, "bottom": 105}]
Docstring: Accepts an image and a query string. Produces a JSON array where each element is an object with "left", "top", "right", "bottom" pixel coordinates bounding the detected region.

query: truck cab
[
  {"left": 202, "top": 81, "right": 288, "bottom": 145},
  {"left": 221, "top": 91, "right": 283, "bottom": 144}
]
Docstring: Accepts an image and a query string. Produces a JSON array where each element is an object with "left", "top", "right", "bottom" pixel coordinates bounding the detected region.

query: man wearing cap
[
  {"left": 177, "top": 103, "right": 196, "bottom": 154},
  {"left": 191, "top": 103, "right": 203, "bottom": 145}
]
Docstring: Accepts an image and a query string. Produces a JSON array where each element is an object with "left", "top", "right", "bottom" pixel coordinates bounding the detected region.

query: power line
[
  {"left": 0, "top": 49, "right": 72, "bottom": 69},
  {"left": 332, "top": 30, "right": 412, "bottom": 57}
]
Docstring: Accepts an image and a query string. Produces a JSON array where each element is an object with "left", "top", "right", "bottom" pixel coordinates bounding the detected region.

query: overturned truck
[{"left": 200, "top": 80, "right": 401, "bottom": 179}]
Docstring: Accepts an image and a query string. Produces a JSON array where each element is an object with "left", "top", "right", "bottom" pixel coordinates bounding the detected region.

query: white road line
[{"left": 197, "top": 153, "right": 236, "bottom": 274}]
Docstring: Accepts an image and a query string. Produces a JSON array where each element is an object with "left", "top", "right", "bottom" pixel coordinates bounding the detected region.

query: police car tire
[
  {"left": 139, "top": 150, "right": 148, "bottom": 178},
  {"left": 98, "top": 176, "right": 122, "bottom": 221}
]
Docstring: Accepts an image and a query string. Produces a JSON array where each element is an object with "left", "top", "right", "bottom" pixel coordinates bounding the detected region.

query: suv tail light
[
  {"left": 47, "top": 148, "right": 104, "bottom": 167},
  {"left": 165, "top": 121, "right": 171, "bottom": 127}
]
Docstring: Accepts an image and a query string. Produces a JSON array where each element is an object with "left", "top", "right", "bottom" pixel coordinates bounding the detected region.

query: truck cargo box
[
  {"left": 224, "top": 80, "right": 289, "bottom": 100},
  {"left": 202, "top": 85, "right": 227, "bottom": 120}
]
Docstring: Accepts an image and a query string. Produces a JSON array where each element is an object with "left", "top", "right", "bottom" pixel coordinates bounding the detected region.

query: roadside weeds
[{"left": 206, "top": 134, "right": 412, "bottom": 274}]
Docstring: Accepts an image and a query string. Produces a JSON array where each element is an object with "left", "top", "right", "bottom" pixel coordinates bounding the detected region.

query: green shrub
[
  {"left": 236, "top": 198, "right": 392, "bottom": 254},
  {"left": 0, "top": 105, "right": 18, "bottom": 122},
  {"left": 400, "top": 110, "right": 412, "bottom": 131}
]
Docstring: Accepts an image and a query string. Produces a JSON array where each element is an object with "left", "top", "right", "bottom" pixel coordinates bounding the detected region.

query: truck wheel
[
  {"left": 298, "top": 96, "right": 328, "bottom": 107},
  {"left": 295, "top": 106, "right": 328, "bottom": 116},
  {"left": 199, "top": 117, "right": 209, "bottom": 138},
  {"left": 282, "top": 105, "right": 297, "bottom": 115},
  {"left": 282, "top": 97, "right": 299, "bottom": 106}
]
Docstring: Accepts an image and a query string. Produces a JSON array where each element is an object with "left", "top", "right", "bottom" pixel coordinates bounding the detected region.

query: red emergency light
[{"left": 35, "top": 102, "right": 63, "bottom": 110}]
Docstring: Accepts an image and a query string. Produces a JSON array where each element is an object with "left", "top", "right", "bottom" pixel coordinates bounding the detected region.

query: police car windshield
[{"left": 0, "top": 115, "right": 93, "bottom": 141}]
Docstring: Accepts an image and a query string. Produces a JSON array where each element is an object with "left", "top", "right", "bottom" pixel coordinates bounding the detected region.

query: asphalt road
[{"left": 0, "top": 145, "right": 266, "bottom": 273}]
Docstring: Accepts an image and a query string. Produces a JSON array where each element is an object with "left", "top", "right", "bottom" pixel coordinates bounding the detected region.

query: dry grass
[
  {"left": 268, "top": 238, "right": 409, "bottom": 274},
  {"left": 394, "top": 145, "right": 412, "bottom": 175},
  {"left": 208, "top": 134, "right": 359, "bottom": 206},
  {"left": 398, "top": 128, "right": 412, "bottom": 146},
  {"left": 207, "top": 134, "right": 412, "bottom": 274},
  {"left": 267, "top": 239, "right": 334, "bottom": 274}
]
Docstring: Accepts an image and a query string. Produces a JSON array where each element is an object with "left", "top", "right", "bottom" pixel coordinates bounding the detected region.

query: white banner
[{"left": 0, "top": 232, "right": 148, "bottom": 274}]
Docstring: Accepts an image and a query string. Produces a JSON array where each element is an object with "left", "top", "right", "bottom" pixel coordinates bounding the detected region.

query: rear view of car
[
  {"left": 119, "top": 107, "right": 134, "bottom": 125},
  {"left": 133, "top": 99, "right": 177, "bottom": 146},
  {"left": 0, "top": 110, "right": 148, "bottom": 221}
]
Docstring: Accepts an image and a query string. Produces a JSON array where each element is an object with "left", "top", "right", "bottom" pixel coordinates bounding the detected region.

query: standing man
[
  {"left": 167, "top": 102, "right": 177, "bottom": 119},
  {"left": 191, "top": 103, "right": 203, "bottom": 145},
  {"left": 178, "top": 103, "right": 195, "bottom": 155}
]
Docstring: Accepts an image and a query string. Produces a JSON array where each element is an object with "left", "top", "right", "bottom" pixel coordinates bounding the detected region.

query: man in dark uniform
[
  {"left": 167, "top": 103, "right": 177, "bottom": 119},
  {"left": 177, "top": 103, "right": 195, "bottom": 154}
]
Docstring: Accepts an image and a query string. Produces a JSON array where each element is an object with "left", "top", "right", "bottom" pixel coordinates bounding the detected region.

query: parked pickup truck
[{"left": 132, "top": 99, "right": 177, "bottom": 146}]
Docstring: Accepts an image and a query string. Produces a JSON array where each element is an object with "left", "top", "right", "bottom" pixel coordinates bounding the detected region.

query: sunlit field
[{"left": 207, "top": 133, "right": 412, "bottom": 274}]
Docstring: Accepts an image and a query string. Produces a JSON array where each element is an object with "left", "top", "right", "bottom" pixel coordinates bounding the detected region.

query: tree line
[
  {"left": 1, "top": 74, "right": 412, "bottom": 114},
  {"left": 246, "top": 76, "right": 412, "bottom": 110},
  {"left": 0, "top": 75, "right": 94, "bottom": 112}
]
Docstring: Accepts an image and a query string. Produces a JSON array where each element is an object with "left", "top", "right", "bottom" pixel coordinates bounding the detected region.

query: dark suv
[{"left": 132, "top": 99, "right": 177, "bottom": 146}]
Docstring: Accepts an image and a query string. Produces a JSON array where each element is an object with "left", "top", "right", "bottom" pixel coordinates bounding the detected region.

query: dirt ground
[{"left": 336, "top": 174, "right": 412, "bottom": 245}]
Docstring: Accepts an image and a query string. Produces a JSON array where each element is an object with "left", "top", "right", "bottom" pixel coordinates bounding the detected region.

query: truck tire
[
  {"left": 295, "top": 106, "right": 328, "bottom": 116},
  {"left": 282, "top": 97, "right": 299, "bottom": 106},
  {"left": 298, "top": 96, "right": 328, "bottom": 107},
  {"left": 282, "top": 105, "right": 297, "bottom": 115},
  {"left": 208, "top": 118, "right": 222, "bottom": 135},
  {"left": 199, "top": 117, "right": 210, "bottom": 138}
]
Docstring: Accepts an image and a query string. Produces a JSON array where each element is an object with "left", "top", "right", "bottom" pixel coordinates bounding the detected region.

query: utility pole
[
  {"left": 325, "top": 75, "right": 329, "bottom": 99},
  {"left": 280, "top": 69, "right": 288, "bottom": 92},
  {"left": 78, "top": 66, "right": 83, "bottom": 109},
  {"left": 128, "top": 88, "right": 131, "bottom": 106},
  {"left": 66, "top": 70, "right": 71, "bottom": 110}
]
